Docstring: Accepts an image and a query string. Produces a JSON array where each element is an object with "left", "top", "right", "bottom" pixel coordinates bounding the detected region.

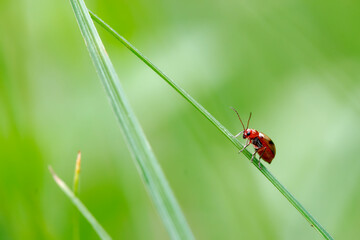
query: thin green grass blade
[
  {"left": 89, "top": 11, "right": 334, "bottom": 240},
  {"left": 73, "top": 151, "right": 81, "bottom": 196},
  {"left": 49, "top": 166, "right": 112, "bottom": 240},
  {"left": 72, "top": 152, "right": 82, "bottom": 240},
  {"left": 67, "top": 1, "right": 195, "bottom": 239}
]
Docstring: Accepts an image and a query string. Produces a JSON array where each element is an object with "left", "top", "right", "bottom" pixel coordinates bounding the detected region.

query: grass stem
[{"left": 89, "top": 11, "right": 333, "bottom": 240}]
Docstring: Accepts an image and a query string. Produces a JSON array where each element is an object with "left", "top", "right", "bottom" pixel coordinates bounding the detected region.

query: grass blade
[
  {"left": 72, "top": 152, "right": 82, "bottom": 240},
  {"left": 49, "top": 166, "right": 112, "bottom": 240},
  {"left": 73, "top": 151, "right": 81, "bottom": 196},
  {"left": 67, "top": 1, "right": 195, "bottom": 239},
  {"left": 89, "top": 11, "right": 334, "bottom": 240}
]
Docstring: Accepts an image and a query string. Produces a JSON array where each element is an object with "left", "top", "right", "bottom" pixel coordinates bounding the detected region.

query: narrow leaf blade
[
  {"left": 67, "top": 0, "right": 195, "bottom": 239},
  {"left": 89, "top": 12, "right": 333, "bottom": 240}
]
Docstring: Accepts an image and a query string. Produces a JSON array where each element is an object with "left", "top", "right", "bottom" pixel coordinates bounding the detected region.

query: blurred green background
[{"left": 1, "top": 0, "right": 359, "bottom": 239}]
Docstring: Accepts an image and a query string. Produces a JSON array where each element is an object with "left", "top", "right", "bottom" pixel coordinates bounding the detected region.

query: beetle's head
[{"left": 243, "top": 129, "right": 252, "bottom": 139}]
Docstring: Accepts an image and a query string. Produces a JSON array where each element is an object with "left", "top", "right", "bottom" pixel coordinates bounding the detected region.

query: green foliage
[{"left": 1, "top": 0, "right": 360, "bottom": 239}]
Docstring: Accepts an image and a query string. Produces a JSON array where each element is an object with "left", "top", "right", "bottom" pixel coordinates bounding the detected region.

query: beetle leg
[
  {"left": 250, "top": 148, "right": 259, "bottom": 163},
  {"left": 234, "top": 131, "right": 244, "bottom": 138},
  {"left": 238, "top": 140, "right": 250, "bottom": 153},
  {"left": 257, "top": 147, "right": 267, "bottom": 169}
]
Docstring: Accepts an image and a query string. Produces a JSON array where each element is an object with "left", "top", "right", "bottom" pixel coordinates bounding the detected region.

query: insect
[{"left": 231, "top": 107, "right": 276, "bottom": 168}]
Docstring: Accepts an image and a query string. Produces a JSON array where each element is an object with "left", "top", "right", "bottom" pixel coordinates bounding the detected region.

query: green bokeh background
[{"left": 1, "top": 0, "right": 359, "bottom": 239}]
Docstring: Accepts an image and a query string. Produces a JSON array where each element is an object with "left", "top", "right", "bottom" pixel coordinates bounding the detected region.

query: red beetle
[{"left": 231, "top": 107, "right": 276, "bottom": 168}]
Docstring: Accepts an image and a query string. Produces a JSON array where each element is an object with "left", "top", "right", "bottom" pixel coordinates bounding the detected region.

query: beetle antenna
[
  {"left": 246, "top": 112, "right": 252, "bottom": 129},
  {"left": 230, "top": 107, "right": 246, "bottom": 131}
]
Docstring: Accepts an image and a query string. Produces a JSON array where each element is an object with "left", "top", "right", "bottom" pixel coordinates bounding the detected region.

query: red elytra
[{"left": 231, "top": 107, "right": 276, "bottom": 168}]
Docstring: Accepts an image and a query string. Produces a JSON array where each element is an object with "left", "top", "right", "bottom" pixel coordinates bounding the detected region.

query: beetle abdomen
[{"left": 258, "top": 148, "right": 275, "bottom": 164}]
